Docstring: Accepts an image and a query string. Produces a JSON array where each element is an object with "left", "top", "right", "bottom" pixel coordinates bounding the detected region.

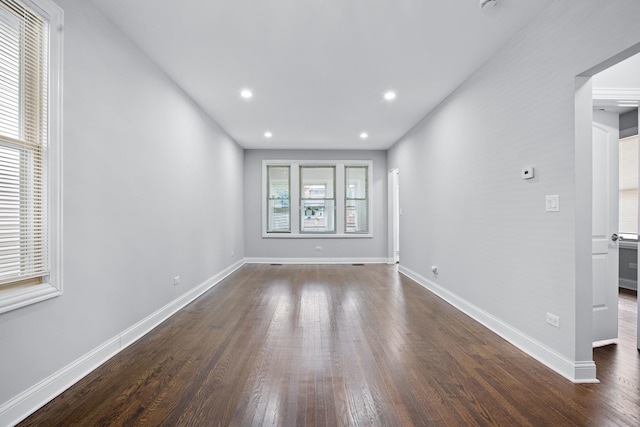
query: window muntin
[
  {"left": 345, "top": 166, "right": 368, "bottom": 233},
  {"left": 266, "top": 165, "right": 290, "bottom": 233},
  {"left": 300, "top": 166, "right": 335, "bottom": 233}
]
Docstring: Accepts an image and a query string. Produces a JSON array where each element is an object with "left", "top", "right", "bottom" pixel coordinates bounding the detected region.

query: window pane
[
  {"left": 301, "top": 167, "right": 334, "bottom": 199},
  {"left": 267, "top": 199, "right": 290, "bottom": 232},
  {"left": 300, "top": 166, "right": 335, "bottom": 233},
  {"left": 268, "top": 166, "right": 289, "bottom": 198},
  {"left": 619, "top": 135, "right": 638, "bottom": 236},
  {"left": 346, "top": 167, "right": 367, "bottom": 199},
  {"left": 0, "top": 4, "right": 21, "bottom": 140},
  {"left": 620, "top": 189, "right": 638, "bottom": 235},
  {"left": 345, "top": 166, "right": 368, "bottom": 233},
  {"left": 0, "top": 144, "right": 21, "bottom": 280},
  {"left": 346, "top": 199, "right": 368, "bottom": 233},
  {"left": 267, "top": 166, "right": 290, "bottom": 233},
  {"left": 301, "top": 199, "right": 335, "bottom": 233}
]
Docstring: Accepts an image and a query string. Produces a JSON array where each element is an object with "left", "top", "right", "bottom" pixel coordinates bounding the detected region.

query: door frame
[{"left": 575, "top": 42, "right": 640, "bottom": 381}]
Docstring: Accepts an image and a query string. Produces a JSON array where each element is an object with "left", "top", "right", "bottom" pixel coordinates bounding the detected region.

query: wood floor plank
[{"left": 17, "top": 264, "right": 640, "bottom": 426}]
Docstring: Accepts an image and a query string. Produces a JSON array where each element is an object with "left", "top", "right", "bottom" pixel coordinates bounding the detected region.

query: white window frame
[
  {"left": 0, "top": 0, "right": 63, "bottom": 314},
  {"left": 262, "top": 160, "right": 373, "bottom": 238}
]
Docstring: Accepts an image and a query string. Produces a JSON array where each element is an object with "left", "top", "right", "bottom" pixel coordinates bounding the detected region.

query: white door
[
  {"left": 392, "top": 169, "right": 400, "bottom": 263},
  {"left": 388, "top": 169, "right": 400, "bottom": 264},
  {"left": 592, "top": 111, "right": 619, "bottom": 343}
]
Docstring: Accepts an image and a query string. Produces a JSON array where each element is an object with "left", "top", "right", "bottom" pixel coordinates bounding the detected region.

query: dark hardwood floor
[{"left": 19, "top": 265, "right": 640, "bottom": 426}]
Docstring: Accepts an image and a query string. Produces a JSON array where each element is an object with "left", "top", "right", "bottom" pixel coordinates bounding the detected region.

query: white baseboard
[
  {"left": 0, "top": 259, "right": 246, "bottom": 427},
  {"left": 619, "top": 278, "right": 637, "bottom": 291},
  {"left": 398, "top": 265, "right": 598, "bottom": 384},
  {"left": 244, "top": 257, "right": 388, "bottom": 264}
]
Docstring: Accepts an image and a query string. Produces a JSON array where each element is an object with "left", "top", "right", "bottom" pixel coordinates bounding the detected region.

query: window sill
[
  {"left": 263, "top": 233, "right": 373, "bottom": 239},
  {"left": 0, "top": 282, "right": 61, "bottom": 314}
]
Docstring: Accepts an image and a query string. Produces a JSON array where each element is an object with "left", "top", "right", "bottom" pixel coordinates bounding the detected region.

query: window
[
  {"left": 300, "top": 166, "right": 335, "bottom": 233},
  {"left": 262, "top": 160, "right": 372, "bottom": 238},
  {"left": 345, "top": 166, "right": 369, "bottom": 233},
  {"left": 0, "top": 0, "right": 62, "bottom": 314},
  {"left": 266, "top": 165, "right": 290, "bottom": 232},
  {"left": 619, "top": 134, "right": 639, "bottom": 240}
]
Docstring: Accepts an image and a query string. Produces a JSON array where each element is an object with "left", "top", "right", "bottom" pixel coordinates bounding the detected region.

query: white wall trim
[
  {"left": 245, "top": 257, "right": 388, "bottom": 265},
  {"left": 619, "top": 277, "right": 638, "bottom": 291},
  {"left": 398, "top": 265, "right": 599, "bottom": 384},
  {"left": 0, "top": 259, "right": 246, "bottom": 427},
  {"left": 619, "top": 240, "right": 638, "bottom": 249},
  {"left": 592, "top": 87, "right": 640, "bottom": 101}
]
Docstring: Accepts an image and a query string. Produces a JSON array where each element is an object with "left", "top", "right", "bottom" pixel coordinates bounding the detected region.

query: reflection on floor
[{"left": 592, "top": 290, "right": 639, "bottom": 414}]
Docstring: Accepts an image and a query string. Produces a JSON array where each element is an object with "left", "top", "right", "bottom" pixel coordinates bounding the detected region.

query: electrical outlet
[
  {"left": 546, "top": 313, "right": 560, "bottom": 328},
  {"left": 231, "top": 250, "right": 235, "bottom": 258},
  {"left": 174, "top": 276, "right": 180, "bottom": 286},
  {"left": 431, "top": 266, "right": 438, "bottom": 274},
  {"left": 315, "top": 246, "right": 322, "bottom": 251}
]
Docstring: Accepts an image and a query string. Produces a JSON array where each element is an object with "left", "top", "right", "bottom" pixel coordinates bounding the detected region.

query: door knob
[{"left": 611, "top": 233, "right": 619, "bottom": 242}]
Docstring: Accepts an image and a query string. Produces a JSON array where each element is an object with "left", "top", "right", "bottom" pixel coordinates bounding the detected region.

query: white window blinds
[
  {"left": 0, "top": 0, "right": 48, "bottom": 288},
  {"left": 619, "top": 134, "right": 639, "bottom": 236}
]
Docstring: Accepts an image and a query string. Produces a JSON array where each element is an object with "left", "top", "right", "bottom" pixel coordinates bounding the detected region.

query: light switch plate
[{"left": 546, "top": 195, "right": 559, "bottom": 212}]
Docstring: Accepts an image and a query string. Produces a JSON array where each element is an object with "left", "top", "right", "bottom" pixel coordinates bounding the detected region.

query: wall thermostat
[{"left": 522, "top": 167, "right": 534, "bottom": 180}]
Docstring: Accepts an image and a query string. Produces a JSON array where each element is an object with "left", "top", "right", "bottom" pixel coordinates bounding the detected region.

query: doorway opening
[
  {"left": 591, "top": 51, "right": 640, "bottom": 351},
  {"left": 574, "top": 42, "right": 640, "bottom": 382}
]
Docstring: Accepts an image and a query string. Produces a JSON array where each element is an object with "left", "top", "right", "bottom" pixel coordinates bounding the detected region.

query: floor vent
[
  {"left": 352, "top": 263, "right": 365, "bottom": 266},
  {"left": 270, "top": 263, "right": 282, "bottom": 266}
]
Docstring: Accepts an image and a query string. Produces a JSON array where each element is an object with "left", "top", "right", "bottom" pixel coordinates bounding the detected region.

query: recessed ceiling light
[
  {"left": 240, "top": 89, "right": 253, "bottom": 99},
  {"left": 384, "top": 91, "right": 396, "bottom": 101},
  {"left": 264, "top": 131, "right": 272, "bottom": 138},
  {"left": 360, "top": 132, "right": 368, "bottom": 139}
]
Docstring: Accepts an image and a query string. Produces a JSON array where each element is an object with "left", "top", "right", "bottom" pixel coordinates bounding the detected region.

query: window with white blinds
[
  {"left": 0, "top": 0, "right": 62, "bottom": 313},
  {"left": 619, "top": 134, "right": 639, "bottom": 238}
]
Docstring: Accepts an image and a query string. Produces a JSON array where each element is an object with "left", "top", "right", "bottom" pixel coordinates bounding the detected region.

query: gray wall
[
  {"left": 0, "top": 0, "right": 245, "bottom": 407},
  {"left": 388, "top": 0, "right": 640, "bottom": 366},
  {"left": 619, "top": 247, "right": 637, "bottom": 290},
  {"left": 244, "top": 150, "right": 387, "bottom": 261}
]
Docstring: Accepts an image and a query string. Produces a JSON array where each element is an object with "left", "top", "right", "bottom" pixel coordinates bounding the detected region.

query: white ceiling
[{"left": 89, "top": 0, "right": 556, "bottom": 150}]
